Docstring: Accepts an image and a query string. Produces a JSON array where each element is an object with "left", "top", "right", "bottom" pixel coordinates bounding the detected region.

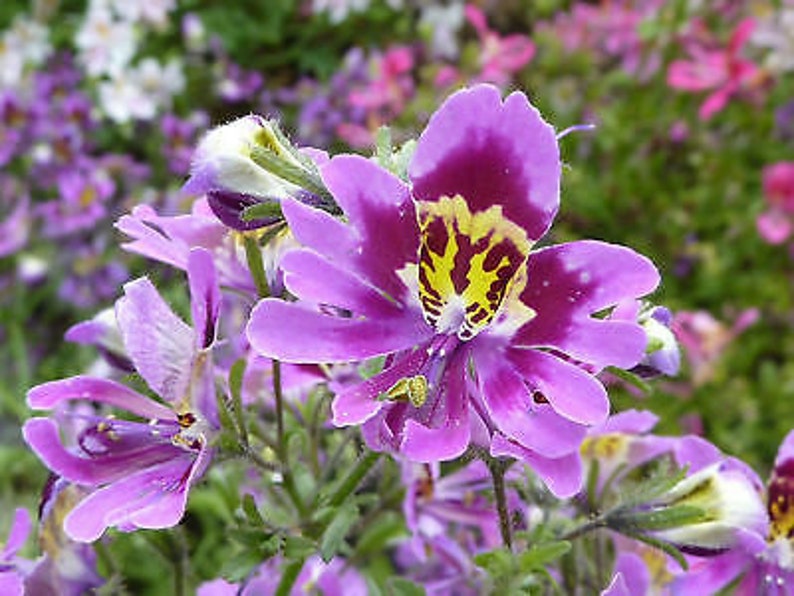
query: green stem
[
  {"left": 328, "top": 451, "right": 381, "bottom": 508},
  {"left": 488, "top": 457, "right": 513, "bottom": 551},
  {"left": 275, "top": 557, "right": 305, "bottom": 596},
  {"left": 243, "top": 234, "right": 270, "bottom": 298}
]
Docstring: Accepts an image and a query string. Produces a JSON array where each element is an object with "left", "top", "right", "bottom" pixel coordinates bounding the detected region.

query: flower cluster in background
[{"left": 1, "top": 0, "right": 794, "bottom": 593}]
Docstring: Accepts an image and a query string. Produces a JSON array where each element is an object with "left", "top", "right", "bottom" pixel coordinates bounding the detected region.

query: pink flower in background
[
  {"left": 667, "top": 18, "right": 760, "bottom": 120},
  {"left": 464, "top": 5, "right": 534, "bottom": 87},
  {"left": 757, "top": 162, "right": 794, "bottom": 245},
  {"left": 672, "top": 308, "right": 758, "bottom": 386}
]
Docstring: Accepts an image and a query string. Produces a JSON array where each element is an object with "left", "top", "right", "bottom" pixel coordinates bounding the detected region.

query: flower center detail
[
  {"left": 768, "top": 459, "right": 794, "bottom": 541},
  {"left": 416, "top": 195, "right": 531, "bottom": 340}
]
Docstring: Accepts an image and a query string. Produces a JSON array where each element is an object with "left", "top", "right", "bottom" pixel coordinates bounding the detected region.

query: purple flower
[
  {"left": 247, "top": 85, "right": 659, "bottom": 496},
  {"left": 0, "top": 508, "right": 32, "bottom": 595},
  {"left": 23, "top": 248, "right": 221, "bottom": 542}
]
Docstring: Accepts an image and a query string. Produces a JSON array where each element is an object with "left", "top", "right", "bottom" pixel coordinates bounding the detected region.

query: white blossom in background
[
  {"left": 751, "top": 3, "right": 794, "bottom": 74},
  {"left": 0, "top": 15, "right": 51, "bottom": 88},
  {"left": 312, "top": 0, "right": 370, "bottom": 23},
  {"left": 98, "top": 58, "right": 185, "bottom": 123},
  {"left": 76, "top": 4, "right": 137, "bottom": 77},
  {"left": 419, "top": 2, "right": 465, "bottom": 59},
  {"left": 111, "top": 0, "right": 177, "bottom": 29}
]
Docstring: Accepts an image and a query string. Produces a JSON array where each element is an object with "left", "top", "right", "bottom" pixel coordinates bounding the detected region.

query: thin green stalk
[
  {"left": 243, "top": 234, "right": 270, "bottom": 298},
  {"left": 328, "top": 451, "right": 381, "bottom": 508},
  {"left": 275, "top": 557, "right": 305, "bottom": 596},
  {"left": 488, "top": 458, "right": 513, "bottom": 551}
]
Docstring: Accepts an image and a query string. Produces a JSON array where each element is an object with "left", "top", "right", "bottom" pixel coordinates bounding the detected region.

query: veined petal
[
  {"left": 409, "top": 84, "right": 560, "bottom": 242},
  {"left": 319, "top": 155, "right": 419, "bottom": 301},
  {"left": 247, "top": 299, "right": 431, "bottom": 363},
  {"left": 477, "top": 357, "right": 587, "bottom": 457},
  {"left": 515, "top": 241, "right": 659, "bottom": 369},
  {"left": 116, "top": 277, "right": 194, "bottom": 404},
  {"left": 27, "top": 376, "right": 174, "bottom": 420},
  {"left": 22, "top": 418, "right": 177, "bottom": 485},
  {"left": 281, "top": 249, "right": 405, "bottom": 319},
  {"left": 507, "top": 348, "right": 609, "bottom": 425},
  {"left": 188, "top": 248, "right": 221, "bottom": 350},
  {"left": 63, "top": 457, "right": 194, "bottom": 542},
  {"left": 491, "top": 434, "right": 583, "bottom": 498}
]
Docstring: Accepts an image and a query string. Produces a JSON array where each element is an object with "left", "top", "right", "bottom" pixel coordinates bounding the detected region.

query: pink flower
[
  {"left": 464, "top": 5, "right": 534, "bottom": 87},
  {"left": 667, "top": 18, "right": 760, "bottom": 120},
  {"left": 757, "top": 162, "right": 794, "bottom": 244}
]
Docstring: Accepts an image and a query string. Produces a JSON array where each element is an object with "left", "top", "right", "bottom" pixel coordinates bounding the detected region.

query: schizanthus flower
[
  {"left": 23, "top": 248, "right": 220, "bottom": 542},
  {"left": 248, "top": 84, "right": 659, "bottom": 496}
]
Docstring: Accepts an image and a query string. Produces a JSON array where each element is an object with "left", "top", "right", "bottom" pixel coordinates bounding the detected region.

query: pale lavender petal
[
  {"left": 281, "top": 249, "right": 405, "bottom": 319},
  {"left": 281, "top": 197, "right": 358, "bottom": 262},
  {"left": 410, "top": 84, "right": 560, "bottom": 241},
  {"left": 22, "top": 418, "right": 177, "bottom": 484},
  {"left": 2, "top": 509, "right": 31, "bottom": 559},
  {"left": 0, "top": 575, "right": 23, "bottom": 596},
  {"left": 63, "top": 457, "right": 194, "bottom": 542},
  {"left": 611, "top": 553, "right": 650, "bottom": 596},
  {"left": 507, "top": 348, "right": 609, "bottom": 424},
  {"left": 27, "top": 376, "right": 173, "bottom": 420},
  {"left": 491, "top": 435, "right": 583, "bottom": 498},
  {"left": 247, "top": 299, "right": 431, "bottom": 363},
  {"left": 596, "top": 409, "right": 658, "bottom": 434},
  {"left": 188, "top": 248, "right": 221, "bottom": 349},
  {"left": 116, "top": 277, "right": 194, "bottom": 404},
  {"left": 319, "top": 155, "right": 419, "bottom": 301}
]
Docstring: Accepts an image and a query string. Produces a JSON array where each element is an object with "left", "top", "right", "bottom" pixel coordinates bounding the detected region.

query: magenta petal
[
  {"left": 0, "top": 575, "right": 23, "bottom": 596},
  {"left": 281, "top": 250, "right": 404, "bottom": 319},
  {"left": 507, "top": 348, "right": 609, "bottom": 424},
  {"left": 63, "top": 457, "right": 193, "bottom": 542},
  {"left": 27, "top": 376, "right": 174, "bottom": 420},
  {"left": 281, "top": 197, "right": 359, "bottom": 262},
  {"left": 3, "top": 509, "right": 31, "bottom": 559},
  {"left": 116, "top": 277, "right": 194, "bottom": 404},
  {"left": 188, "top": 248, "right": 221, "bottom": 349},
  {"left": 478, "top": 359, "right": 586, "bottom": 457},
  {"left": 516, "top": 241, "right": 659, "bottom": 369},
  {"left": 319, "top": 155, "right": 419, "bottom": 301},
  {"left": 409, "top": 84, "right": 560, "bottom": 241},
  {"left": 491, "top": 434, "right": 583, "bottom": 498},
  {"left": 401, "top": 416, "right": 470, "bottom": 462},
  {"left": 247, "top": 299, "right": 431, "bottom": 363}
]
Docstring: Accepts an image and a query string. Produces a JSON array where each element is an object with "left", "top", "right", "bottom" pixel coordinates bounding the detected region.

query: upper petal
[
  {"left": 409, "top": 84, "right": 560, "bottom": 242},
  {"left": 188, "top": 248, "right": 221, "bottom": 350}
]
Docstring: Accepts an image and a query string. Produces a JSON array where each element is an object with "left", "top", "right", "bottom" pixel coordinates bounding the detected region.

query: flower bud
[{"left": 649, "top": 462, "right": 767, "bottom": 556}]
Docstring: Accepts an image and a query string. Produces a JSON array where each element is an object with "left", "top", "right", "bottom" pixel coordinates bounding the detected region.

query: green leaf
[
  {"left": 621, "top": 504, "right": 709, "bottom": 532},
  {"left": 283, "top": 536, "right": 315, "bottom": 560},
  {"left": 228, "top": 358, "right": 248, "bottom": 443},
  {"left": 241, "top": 201, "right": 284, "bottom": 222},
  {"left": 242, "top": 494, "right": 264, "bottom": 526},
  {"left": 605, "top": 366, "right": 652, "bottom": 394},
  {"left": 320, "top": 502, "right": 359, "bottom": 562},
  {"left": 385, "top": 577, "right": 426, "bottom": 596},
  {"left": 355, "top": 511, "right": 408, "bottom": 555},
  {"left": 617, "top": 528, "right": 688, "bottom": 571},
  {"left": 516, "top": 541, "right": 572, "bottom": 572}
]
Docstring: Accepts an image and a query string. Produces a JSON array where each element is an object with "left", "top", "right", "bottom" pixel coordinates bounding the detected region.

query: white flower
[
  {"left": 751, "top": 6, "right": 794, "bottom": 74},
  {"left": 0, "top": 16, "right": 51, "bottom": 88},
  {"left": 419, "top": 2, "right": 465, "bottom": 60},
  {"left": 184, "top": 115, "right": 303, "bottom": 200},
  {"left": 312, "top": 0, "right": 370, "bottom": 24},
  {"left": 110, "top": 0, "right": 176, "bottom": 28},
  {"left": 76, "top": 5, "right": 137, "bottom": 77},
  {"left": 98, "top": 58, "right": 185, "bottom": 123},
  {"left": 652, "top": 462, "right": 767, "bottom": 553}
]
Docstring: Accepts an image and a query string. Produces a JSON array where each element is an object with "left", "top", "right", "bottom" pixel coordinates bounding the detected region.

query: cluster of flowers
[{"left": 6, "top": 83, "right": 791, "bottom": 594}]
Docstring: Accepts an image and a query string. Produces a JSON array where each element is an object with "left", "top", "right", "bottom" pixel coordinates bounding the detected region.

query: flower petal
[
  {"left": 409, "top": 84, "right": 560, "bottom": 242},
  {"left": 247, "top": 299, "right": 431, "bottom": 363},
  {"left": 27, "top": 376, "right": 174, "bottom": 420},
  {"left": 515, "top": 241, "right": 659, "bottom": 369},
  {"left": 491, "top": 434, "right": 583, "bottom": 498},
  {"left": 507, "top": 348, "right": 609, "bottom": 425},
  {"left": 116, "top": 277, "right": 194, "bottom": 404},
  {"left": 188, "top": 248, "right": 221, "bottom": 350}
]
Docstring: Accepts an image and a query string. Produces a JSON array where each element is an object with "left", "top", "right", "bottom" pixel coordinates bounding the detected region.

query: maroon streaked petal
[
  {"left": 320, "top": 155, "right": 419, "bottom": 301},
  {"left": 188, "top": 248, "right": 221, "bottom": 350},
  {"left": 515, "top": 241, "right": 659, "bottom": 368},
  {"left": 507, "top": 348, "right": 609, "bottom": 425},
  {"left": 247, "top": 299, "right": 431, "bottom": 363},
  {"left": 409, "top": 84, "right": 560, "bottom": 241},
  {"left": 490, "top": 434, "right": 583, "bottom": 498},
  {"left": 27, "top": 376, "right": 174, "bottom": 420},
  {"left": 281, "top": 249, "right": 406, "bottom": 319}
]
